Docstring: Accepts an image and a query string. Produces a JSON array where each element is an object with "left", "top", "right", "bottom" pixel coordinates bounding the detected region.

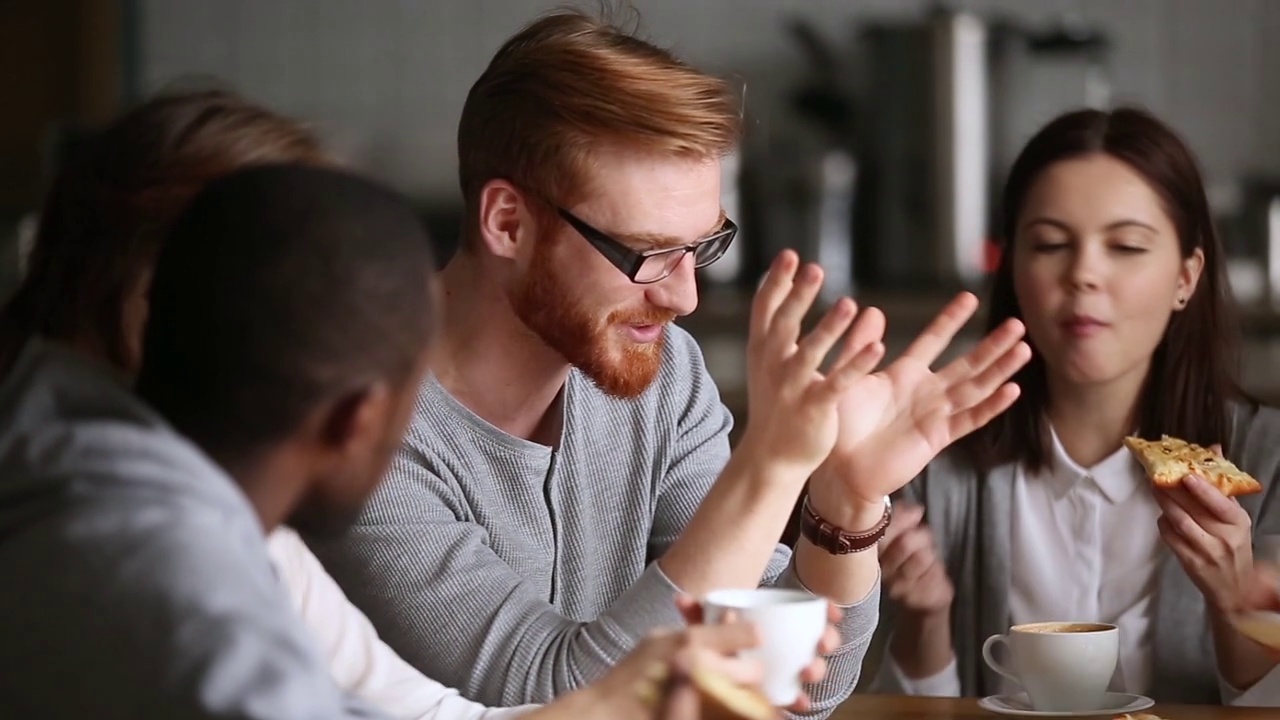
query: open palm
[
  {"left": 739, "top": 251, "right": 885, "bottom": 481},
  {"left": 820, "top": 293, "right": 1031, "bottom": 505}
]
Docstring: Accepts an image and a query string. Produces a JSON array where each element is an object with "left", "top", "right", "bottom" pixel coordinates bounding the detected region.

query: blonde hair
[{"left": 457, "top": 8, "right": 741, "bottom": 239}]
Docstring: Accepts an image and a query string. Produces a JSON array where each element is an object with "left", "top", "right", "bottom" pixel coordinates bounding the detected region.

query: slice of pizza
[
  {"left": 634, "top": 662, "right": 778, "bottom": 720},
  {"left": 691, "top": 667, "right": 778, "bottom": 720},
  {"left": 1123, "top": 435, "right": 1262, "bottom": 498}
]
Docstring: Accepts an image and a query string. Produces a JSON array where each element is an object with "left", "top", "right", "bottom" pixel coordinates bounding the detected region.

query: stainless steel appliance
[{"left": 855, "top": 8, "right": 1111, "bottom": 290}]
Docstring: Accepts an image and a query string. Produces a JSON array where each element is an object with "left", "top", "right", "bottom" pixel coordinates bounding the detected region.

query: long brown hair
[
  {"left": 966, "top": 107, "right": 1248, "bottom": 472},
  {"left": 0, "top": 88, "right": 327, "bottom": 375}
]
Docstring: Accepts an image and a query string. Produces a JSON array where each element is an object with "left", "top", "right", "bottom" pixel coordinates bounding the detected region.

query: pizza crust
[
  {"left": 690, "top": 667, "right": 778, "bottom": 720},
  {"left": 1123, "top": 435, "right": 1262, "bottom": 498}
]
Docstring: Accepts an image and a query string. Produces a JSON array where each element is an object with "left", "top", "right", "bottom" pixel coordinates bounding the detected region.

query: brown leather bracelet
[{"left": 799, "top": 495, "right": 893, "bottom": 555}]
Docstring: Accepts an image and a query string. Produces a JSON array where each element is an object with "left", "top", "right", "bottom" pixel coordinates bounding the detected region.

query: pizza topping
[{"left": 1122, "top": 435, "right": 1262, "bottom": 498}]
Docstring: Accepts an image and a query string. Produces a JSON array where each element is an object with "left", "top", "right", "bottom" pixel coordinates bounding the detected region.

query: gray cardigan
[{"left": 870, "top": 402, "right": 1280, "bottom": 704}]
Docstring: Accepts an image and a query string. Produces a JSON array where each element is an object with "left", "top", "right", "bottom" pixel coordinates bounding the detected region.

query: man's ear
[
  {"left": 315, "top": 383, "right": 390, "bottom": 453},
  {"left": 477, "top": 179, "right": 536, "bottom": 261}
]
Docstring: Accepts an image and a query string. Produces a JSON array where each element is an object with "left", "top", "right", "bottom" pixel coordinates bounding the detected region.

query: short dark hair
[
  {"left": 135, "top": 165, "right": 436, "bottom": 458},
  {"left": 965, "top": 107, "right": 1248, "bottom": 472},
  {"left": 0, "top": 89, "right": 328, "bottom": 375}
]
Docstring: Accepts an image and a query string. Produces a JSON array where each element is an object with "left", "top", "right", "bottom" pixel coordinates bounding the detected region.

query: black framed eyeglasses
[{"left": 556, "top": 207, "right": 737, "bottom": 284}]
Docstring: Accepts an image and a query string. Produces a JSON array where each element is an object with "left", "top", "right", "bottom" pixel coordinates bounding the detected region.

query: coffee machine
[{"left": 854, "top": 7, "right": 1111, "bottom": 291}]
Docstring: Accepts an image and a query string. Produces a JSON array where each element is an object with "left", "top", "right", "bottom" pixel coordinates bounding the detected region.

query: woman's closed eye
[
  {"left": 1108, "top": 236, "right": 1151, "bottom": 255},
  {"left": 1111, "top": 244, "right": 1149, "bottom": 255},
  {"left": 1031, "top": 240, "right": 1070, "bottom": 253}
]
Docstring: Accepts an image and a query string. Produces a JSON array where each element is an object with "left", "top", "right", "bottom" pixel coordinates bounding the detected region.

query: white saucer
[{"left": 978, "top": 692, "right": 1154, "bottom": 717}]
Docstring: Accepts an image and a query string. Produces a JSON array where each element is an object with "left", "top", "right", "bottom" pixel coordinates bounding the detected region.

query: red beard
[{"left": 509, "top": 245, "right": 674, "bottom": 398}]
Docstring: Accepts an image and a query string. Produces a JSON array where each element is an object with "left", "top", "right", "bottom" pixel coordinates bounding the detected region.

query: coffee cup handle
[{"left": 981, "top": 634, "right": 1020, "bottom": 687}]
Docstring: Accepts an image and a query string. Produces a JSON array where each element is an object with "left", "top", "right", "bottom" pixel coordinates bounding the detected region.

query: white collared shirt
[
  {"left": 1005, "top": 429, "right": 1165, "bottom": 696},
  {"left": 266, "top": 528, "right": 534, "bottom": 720},
  {"left": 884, "top": 429, "right": 1164, "bottom": 697}
]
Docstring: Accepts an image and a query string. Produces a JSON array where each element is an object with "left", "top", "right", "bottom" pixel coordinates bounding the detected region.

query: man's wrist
[
  {"left": 806, "top": 471, "right": 886, "bottom": 532},
  {"left": 719, "top": 444, "right": 814, "bottom": 506}
]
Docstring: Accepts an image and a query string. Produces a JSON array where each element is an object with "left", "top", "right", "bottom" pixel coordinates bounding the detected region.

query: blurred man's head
[
  {"left": 457, "top": 9, "right": 741, "bottom": 397},
  {"left": 136, "top": 165, "right": 436, "bottom": 533}
]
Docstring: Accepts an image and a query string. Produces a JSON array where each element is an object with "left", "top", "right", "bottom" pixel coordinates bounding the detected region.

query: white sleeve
[
  {"left": 1224, "top": 667, "right": 1280, "bottom": 707},
  {"left": 873, "top": 642, "right": 962, "bottom": 698},
  {"left": 267, "top": 528, "right": 536, "bottom": 720}
]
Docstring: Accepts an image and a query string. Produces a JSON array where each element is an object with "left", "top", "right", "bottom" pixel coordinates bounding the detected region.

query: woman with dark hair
[{"left": 870, "top": 106, "right": 1280, "bottom": 706}]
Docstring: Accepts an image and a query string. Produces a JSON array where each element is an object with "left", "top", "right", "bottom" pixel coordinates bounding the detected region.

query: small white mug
[
  {"left": 982, "top": 621, "right": 1118, "bottom": 712},
  {"left": 702, "top": 588, "right": 827, "bottom": 706}
]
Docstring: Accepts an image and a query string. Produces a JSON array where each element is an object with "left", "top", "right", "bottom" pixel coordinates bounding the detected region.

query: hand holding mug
[
  {"left": 699, "top": 589, "right": 837, "bottom": 710},
  {"left": 592, "top": 619, "right": 767, "bottom": 720}
]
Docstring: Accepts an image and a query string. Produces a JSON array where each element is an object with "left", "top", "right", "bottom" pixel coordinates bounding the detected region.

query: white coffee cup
[
  {"left": 702, "top": 588, "right": 827, "bottom": 706},
  {"left": 982, "top": 621, "right": 1119, "bottom": 712}
]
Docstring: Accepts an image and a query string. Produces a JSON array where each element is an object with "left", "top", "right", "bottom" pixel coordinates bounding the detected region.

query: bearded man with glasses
[{"left": 307, "top": 10, "right": 1031, "bottom": 720}]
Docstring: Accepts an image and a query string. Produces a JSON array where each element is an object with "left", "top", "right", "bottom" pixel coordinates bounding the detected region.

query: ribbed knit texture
[{"left": 310, "top": 325, "right": 877, "bottom": 717}]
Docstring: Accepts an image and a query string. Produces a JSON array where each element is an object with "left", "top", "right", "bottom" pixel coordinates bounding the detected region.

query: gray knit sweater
[{"left": 309, "top": 325, "right": 876, "bottom": 717}]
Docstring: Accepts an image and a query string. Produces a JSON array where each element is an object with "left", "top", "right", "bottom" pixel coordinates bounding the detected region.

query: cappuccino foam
[{"left": 1015, "top": 622, "right": 1112, "bottom": 634}]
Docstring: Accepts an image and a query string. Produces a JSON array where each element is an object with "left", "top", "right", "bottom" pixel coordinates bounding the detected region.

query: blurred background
[{"left": 4, "top": 0, "right": 1280, "bottom": 421}]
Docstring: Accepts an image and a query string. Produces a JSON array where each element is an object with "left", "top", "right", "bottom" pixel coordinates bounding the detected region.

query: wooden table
[{"left": 828, "top": 695, "right": 1278, "bottom": 719}]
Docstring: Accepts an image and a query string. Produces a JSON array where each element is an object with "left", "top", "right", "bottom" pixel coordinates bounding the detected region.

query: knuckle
[
  {"left": 1174, "top": 516, "right": 1196, "bottom": 536},
  {"left": 903, "top": 529, "right": 931, "bottom": 555}
]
